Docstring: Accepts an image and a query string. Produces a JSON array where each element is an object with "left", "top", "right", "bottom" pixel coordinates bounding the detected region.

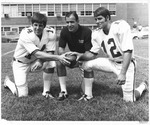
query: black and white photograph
[{"left": 1, "top": 0, "right": 149, "bottom": 124}]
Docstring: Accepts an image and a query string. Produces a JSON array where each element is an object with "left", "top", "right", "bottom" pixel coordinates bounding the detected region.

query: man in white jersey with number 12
[
  {"left": 4, "top": 12, "right": 70, "bottom": 98},
  {"left": 73, "top": 7, "right": 148, "bottom": 102}
]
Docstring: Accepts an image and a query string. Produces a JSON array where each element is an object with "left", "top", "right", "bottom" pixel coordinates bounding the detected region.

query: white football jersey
[
  {"left": 14, "top": 26, "right": 56, "bottom": 63},
  {"left": 90, "top": 20, "right": 134, "bottom": 62}
]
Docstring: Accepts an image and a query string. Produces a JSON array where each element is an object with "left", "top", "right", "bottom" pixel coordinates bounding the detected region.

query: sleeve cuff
[
  {"left": 31, "top": 49, "right": 40, "bottom": 55},
  {"left": 123, "top": 50, "right": 133, "bottom": 53},
  {"left": 89, "top": 50, "right": 98, "bottom": 55}
]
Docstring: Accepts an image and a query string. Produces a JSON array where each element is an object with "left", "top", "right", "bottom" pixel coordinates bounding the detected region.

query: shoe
[
  {"left": 4, "top": 76, "right": 10, "bottom": 89},
  {"left": 78, "top": 94, "right": 93, "bottom": 101},
  {"left": 3, "top": 76, "right": 18, "bottom": 96},
  {"left": 57, "top": 91, "right": 68, "bottom": 101},
  {"left": 142, "top": 80, "right": 148, "bottom": 92},
  {"left": 42, "top": 91, "right": 54, "bottom": 98}
]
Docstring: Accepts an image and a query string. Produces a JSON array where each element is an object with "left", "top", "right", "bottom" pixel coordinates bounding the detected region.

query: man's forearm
[
  {"left": 120, "top": 51, "right": 132, "bottom": 75},
  {"left": 79, "top": 51, "right": 96, "bottom": 61},
  {"left": 34, "top": 51, "right": 60, "bottom": 61}
]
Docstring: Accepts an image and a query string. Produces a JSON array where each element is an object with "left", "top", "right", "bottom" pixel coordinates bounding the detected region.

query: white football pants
[
  {"left": 12, "top": 60, "right": 56, "bottom": 97},
  {"left": 82, "top": 57, "right": 136, "bottom": 102}
]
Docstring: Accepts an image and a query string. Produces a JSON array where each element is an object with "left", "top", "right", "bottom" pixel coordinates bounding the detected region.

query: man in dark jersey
[{"left": 57, "top": 11, "right": 93, "bottom": 101}]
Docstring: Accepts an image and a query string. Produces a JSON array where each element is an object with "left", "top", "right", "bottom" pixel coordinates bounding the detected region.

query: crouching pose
[
  {"left": 4, "top": 12, "right": 70, "bottom": 98},
  {"left": 56, "top": 11, "right": 93, "bottom": 101},
  {"left": 74, "top": 7, "right": 148, "bottom": 102}
]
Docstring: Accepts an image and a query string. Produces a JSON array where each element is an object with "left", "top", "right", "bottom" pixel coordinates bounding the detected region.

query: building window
[
  {"left": 109, "top": 3, "right": 116, "bottom": 16},
  {"left": 85, "top": 11, "right": 92, "bottom": 15},
  {"left": 10, "top": 4, "right": 18, "bottom": 17},
  {"left": 93, "top": 3, "right": 100, "bottom": 12},
  {"left": 1, "top": 27, "right": 4, "bottom": 32},
  {"left": 26, "top": 4, "right": 32, "bottom": 17},
  {"left": 40, "top": 4, "right": 47, "bottom": 11},
  {"left": 62, "top": 4, "right": 69, "bottom": 16},
  {"left": 80, "top": 11, "right": 84, "bottom": 16},
  {"left": 93, "top": 3, "right": 116, "bottom": 16},
  {"left": 48, "top": 4, "right": 54, "bottom": 16},
  {"left": 62, "top": 12, "right": 68, "bottom": 16},
  {"left": 69, "top": 4, "right": 76, "bottom": 11},
  {"left": 77, "top": 4, "right": 84, "bottom": 16},
  {"left": 3, "top": 4, "right": 10, "bottom": 16},
  {"left": 110, "top": 11, "right": 116, "bottom": 15},
  {"left": 21, "top": 12, "right": 25, "bottom": 16},
  {"left": 48, "top": 12, "right": 54, "bottom": 16},
  {"left": 12, "top": 28, "right": 18, "bottom": 33},
  {"left": 33, "top": 4, "right": 39, "bottom": 12},
  {"left": 101, "top": 3, "right": 108, "bottom": 8},
  {"left": 85, "top": 4, "right": 92, "bottom": 16},
  {"left": 26, "top": 12, "right": 32, "bottom": 17},
  {"left": 4, "top": 27, "right": 11, "bottom": 31},
  {"left": 2, "top": 3, "right": 116, "bottom": 18},
  {"left": 55, "top": 4, "right": 61, "bottom": 16},
  {"left": 18, "top": 4, "right": 25, "bottom": 16}
]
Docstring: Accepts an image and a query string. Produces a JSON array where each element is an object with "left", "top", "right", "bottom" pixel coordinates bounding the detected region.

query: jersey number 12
[{"left": 101, "top": 38, "right": 122, "bottom": 58}]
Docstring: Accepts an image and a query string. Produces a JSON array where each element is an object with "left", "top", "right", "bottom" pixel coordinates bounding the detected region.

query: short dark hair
[
  {"left": 31, "top": 12, "right": 47, "bottom": 27},
  {"left": 65, "top": 11, "right": 79, "bottom": 21},
  {"left": 94, "top": 7, "right": 111, "bottom": 20}
]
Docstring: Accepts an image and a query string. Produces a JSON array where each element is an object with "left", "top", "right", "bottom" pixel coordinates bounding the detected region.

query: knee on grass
[
  {"left": 123, "top": 90, "right": 142, "bottom": 102},
  {"left": 17, "top": 85, "right": 28, "bottom": 97}
]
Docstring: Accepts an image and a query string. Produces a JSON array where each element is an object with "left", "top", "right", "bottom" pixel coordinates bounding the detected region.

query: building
[{"left": 1, "top": 1, "right": 149, "bottom": 35}]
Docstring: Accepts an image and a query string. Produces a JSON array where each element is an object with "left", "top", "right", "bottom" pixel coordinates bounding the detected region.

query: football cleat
[
  {"left": 135, "top": 80, "right": 148, "bottom": 101},
  {"left": 57, "top": 91, "right": 68, "bottom": 101},
  {"left": 4, "top": 76, "right": 9, "bottom": 89},
  {"left": 142, "top": 80, "right": 148, "bottom": 92},
  {"left": 78, "top": 94, "right": 93, "bottom": 101},
  {"left": 42, "top": 91, "right": 54, "bottom": 98},
  {"left": 3, "top": 76, "right": 18, "bottom": 96}
]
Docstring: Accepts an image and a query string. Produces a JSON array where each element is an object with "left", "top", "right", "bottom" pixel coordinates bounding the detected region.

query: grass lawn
[{"left": 1, "top": 39, "right": 149, "bottom": 122}]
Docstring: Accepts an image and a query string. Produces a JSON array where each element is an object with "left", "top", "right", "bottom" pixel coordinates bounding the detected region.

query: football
[{"left": 65, "top": 54, "right": 77, "bottom": 68}]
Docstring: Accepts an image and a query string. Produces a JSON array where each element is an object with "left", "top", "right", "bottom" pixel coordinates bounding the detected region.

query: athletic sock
[
  {"left": 81, "top": 80, "right": 85, "bottom": 93},
  {"left": 59, "top": 76, "right": 67, "bottom": 94},
  {"left": 135, "top": 81, "right": 147, "bottom": 95},
  {"left": 135, "top": 81, "right": 147, "bottom": 100},
  {"left": 42, "top": 72, "right": 53, "bottom": 94},
  {"left": 84, "top": 78, "right": 94, "bottom": 97}
]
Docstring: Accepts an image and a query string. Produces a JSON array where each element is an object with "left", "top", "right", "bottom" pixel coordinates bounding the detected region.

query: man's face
[
  {"left": 32, "top": 22, "right": 45, "bottom": 36},
  {"left": 66, "top": 15, "right": 79, "bottom": 32},
  {"left": 94, "top": 15, "right": 107, "bottom": 29}
]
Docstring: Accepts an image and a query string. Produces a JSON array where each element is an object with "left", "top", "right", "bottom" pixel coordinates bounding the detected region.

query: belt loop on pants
[{"left": 13, "top": 57, "right": 24, "bottom": 64}]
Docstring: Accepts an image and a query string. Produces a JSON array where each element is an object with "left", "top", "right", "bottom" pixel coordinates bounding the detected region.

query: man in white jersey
[
  {"left": 71, "top": 7, "right": 148, "bottom": 102},
  {"left": 4, "top": 12, "right": 70, "bottom": 97}
]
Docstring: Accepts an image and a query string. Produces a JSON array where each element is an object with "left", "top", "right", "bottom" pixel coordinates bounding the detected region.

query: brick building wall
[
  {"left": 1, "top": 3, "right": 127, "bottom": 26},
  {"left": 1, "top": 3, "right": 148, "bottom": 33}
]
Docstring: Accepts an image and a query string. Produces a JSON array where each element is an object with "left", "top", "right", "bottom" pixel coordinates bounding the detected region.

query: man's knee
[
  {"left": 43, "top": 68, "right": 55, "bottom": 73},
  {"left": 56, "top": 62, "right": 67, "bottom": 76},
  {"left": 82, "top": 61, "right": 92, "bottom": 71},
  {"left": 57, "top": 61, "right": 64, "bottom": 67}
]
